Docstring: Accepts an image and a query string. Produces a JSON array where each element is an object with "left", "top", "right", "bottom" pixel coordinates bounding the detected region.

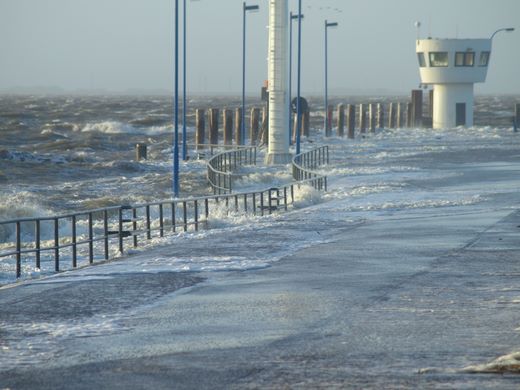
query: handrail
[
  {"left": 0, "top": 178, "right": 320, "bottom": 281},
  {"left": 207, "top": 146, "right": 257, "bottom": 194},
  {"left": 1, "top": 145, "right": 331, "bottom": 281},
  {"left": 292, "top": 145, "right": 329, "bottom": 191}
]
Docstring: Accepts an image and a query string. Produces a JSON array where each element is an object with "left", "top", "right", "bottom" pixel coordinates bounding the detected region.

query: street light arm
[{"left": 490, "top": 27, "right": 515, "bottom": 40}]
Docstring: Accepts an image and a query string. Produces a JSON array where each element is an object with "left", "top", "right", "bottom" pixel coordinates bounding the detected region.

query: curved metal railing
[
  {"left": 292, "top": 145, "right": 329, "bottom": 191},
  {"left": 207, "top": 146, "right": 257, "bottom": 194}
]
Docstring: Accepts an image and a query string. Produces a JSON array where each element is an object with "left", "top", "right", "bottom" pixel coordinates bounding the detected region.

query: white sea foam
[{"left": 80, "top": 121, "right": 172, "bottom": 135}]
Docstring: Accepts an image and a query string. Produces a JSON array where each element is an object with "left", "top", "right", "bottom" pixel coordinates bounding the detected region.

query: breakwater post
[
  {"left": 407, "top": 102, "right": 413, "bottom": 128},
  {"left": 369, "top": 104, "right": 376, "bottom": 133},
  {"left": 209, "top": 108, "right": 219, "bottom": 145},
  {"left": 377, "top": 103, "right": 384, "bottom": 129},
  {"left": 136, "top": 144, "right": 147, "bottom": 161},
  {"left": 388, "top": 103, "right": 396, "bottom": 129},
  {"left": 224, "top": 109, "right": 233, "bottom": 145},
  {"left": 261, "top": 106, "right": 269, "bottom": 144},
  {"left": 359, "top": 104, "right": 367, "bottom": 134},
  {"left": 235, "top": 108, "right": 243, "bottom": 145},
  {"left": 411, "top": 89, "right": 423, "bottom": 127},
  {"left": 326, "top": 105, "right": 333, "bottom": 137},
  {"left": 347, "top": 104, "right": 355, "bottom": 139},
  {"left": 396, "top": 102, "right": 403, "bottom": 128},
  {"left": 196, "top": 109, "right": 205, "bottom": 149},
  {"left": 250, "top": 108, "right": 260, "bottom": 145},
  {"left": 337, "top": 104, "right": 345, "bottom": 137}
]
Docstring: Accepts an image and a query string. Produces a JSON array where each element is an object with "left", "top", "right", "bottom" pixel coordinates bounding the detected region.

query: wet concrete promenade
[{"left": 1, "top": 146, "right": 520, "bottom": 389}]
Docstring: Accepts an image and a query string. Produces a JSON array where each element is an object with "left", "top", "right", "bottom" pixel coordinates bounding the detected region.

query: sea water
[{"left": 0, "top": 94, "right": 519, "bottom": 285}]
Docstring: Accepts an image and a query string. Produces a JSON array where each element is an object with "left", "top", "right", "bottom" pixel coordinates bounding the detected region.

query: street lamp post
[
  {"left": 242, "top": 3, "right": 259, "bottom": 145},
  {"left": 173, "top": 0, "right": 180, "bottom": 196},
  {"left": 295, "top": 0, "right": 302, "bottom": 155},
  {"left": 289, "top": 12, "right": 303, "bottom": 145},
  {"left": 324, "top": 20, "right": 338, "bottom": 137}
]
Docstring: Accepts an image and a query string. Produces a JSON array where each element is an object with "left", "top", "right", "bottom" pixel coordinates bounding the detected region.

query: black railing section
[
  {"left": 292, "top": 145, "right": 329, "bottom": 191},
  {"left": 207, "top": 146, "right": 257, "bottom": 194}
]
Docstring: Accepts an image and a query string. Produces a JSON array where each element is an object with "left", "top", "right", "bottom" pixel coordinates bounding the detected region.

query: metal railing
[
  {"left": 1, "top": 145, "right": 332, "bottom": 281},
  {"left": 0, "top": 183, "right": 307, "bottom": 280},
  {"left": 292, "top": 145, "right": 329, "bottom": 191},
  {"left": 207, "top": 146, "right": 257, "bottom": 194}
]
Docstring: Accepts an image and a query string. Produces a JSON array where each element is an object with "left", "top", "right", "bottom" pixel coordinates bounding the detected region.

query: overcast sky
[{"left": 0, "top": 0, "right": 518, "bottom": 96}]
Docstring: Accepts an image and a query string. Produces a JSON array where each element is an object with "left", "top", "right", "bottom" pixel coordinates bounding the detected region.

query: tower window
[
  {"left": 429, "top": 52, "right": 448, "bottom": 67},
  {"left": 417, "top": 52, "right": 427, "bottom": 67},
  {"left": 455, "top": 52, "right": 475, "bottom": 67},
  {"left": 479, "top": 51, "right": 490, "bottom": 66}
]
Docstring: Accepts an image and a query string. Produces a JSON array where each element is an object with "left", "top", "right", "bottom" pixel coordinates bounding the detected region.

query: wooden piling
[
  {"left": 208, "top": 108, "right": 219, "bottom": 145},
  {"left": 250, "top": 108, "right": 260, "bottom": 145},
  {"left": 347, "top": 104, "right": 355, "bottom": 139},
  {"left": 406, "top": 103, "right": 413, "bottom": 128},
  {"left": 261, "top": 105, "right": 269, "bottom": 145},
  {"left": 135, "top": 143, "right": 147, "bottom": 161},
  {"left": 396, "top": 103, "right": 403, "bottom": 128},
  {"left": 369, "top": 104, "right": 376, "bottom": 133},
  {"left": 337, "top": 104, "right": 345, "bottom": 137},
  {"left": 388, "top": 103, "right": 396, "bottom": 129},
  {"left": 377, "top": 103, "right": 384, "bottom": 129},
  {"left": 195, "top": 108, "right": 205, "bottom": 149},
  {"left": 359, "top": 104, "right": 367, "bottom": 134},
  {"left": 411, "top": 89, "right": 423, "bottom": 127},
  {"left": 515, "top": 103, "right": 520, "bottom": 127},
  {"left": 326, "top": 105, "right": 333, "bottom": 137},
  {"left": 235, "top": 107, "right": 243, "bottom": 145},
  {"left": 223, "top": 109, "right": 233, "bottom": 145},
  {"left": 303, "top": 109, "right": 310, "bottom": 137}
]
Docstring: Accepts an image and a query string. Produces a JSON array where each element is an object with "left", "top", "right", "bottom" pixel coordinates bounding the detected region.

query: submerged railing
[
  {"left": 292, "top": 145, "right": 329, "bottom": 191},
  {"left": 207, "top": 146, "right": 257, "bottom": 194},
  {"left": 0, "top": 183, "right": 307, "bottom": 280},
  {"left": 1, "top": 145, "right": 332, "bottom": 281}
]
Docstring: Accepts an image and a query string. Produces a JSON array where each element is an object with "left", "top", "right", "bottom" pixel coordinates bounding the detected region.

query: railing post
[
  {"left": 35, "top": 220, "right": 41, "bottom": 270},
  {"left": 72, "top": 215, "right": 77, "bottom": 267},
  {"left": 159, "top": 204, "right": 164, "bottom": 237},
  {"left": 183, "top": 201, "right": 188, "bottom": 232},
  {"left": 146, "top": 205, "right": 151, "bottom": 239},
  {"left": 103, "top": 211, "right": 109, "bottom": 260},
  {"left": 133, "top": 207, "right": 138, "bottom": 247},
  {"left": 55, "top": 218, "right": 60, "bottom": 271},
  {"left": 16, "top": 221, "right": 21, "bottom": 278},
  {"left": 194, "top": 200, "right": 199, "bottom": 231},
  {"left": 171, "top": 202, "right": 177, "bottom": 232},
  {"left": 118, "top": 208, "right": 124, "bottom": 254},
  {"left": 205, "top": 198, "right": 209, "bottom": 220},
  {"left": 88, "top": 212, "right": 94, "bottom": 264}
]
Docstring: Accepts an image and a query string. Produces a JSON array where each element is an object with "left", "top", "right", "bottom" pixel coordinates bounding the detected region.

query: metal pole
[
  {"left": 324, "top": 20, "right": 328, "bottom": 135},
  {"left": 173, "top": 0, "right": 180, "bottom": 196},
  {"left": 296, "top": 0, "right": 302, "bottom": 155},
  {"left": 289, "top": 11, "right": 293, "bottom": 145},
  {"left": 242, "top": 2, "right": 247, "bottom": 145},
  {"left": 182, "top": 0, "right": 187, "bottom": 160}
]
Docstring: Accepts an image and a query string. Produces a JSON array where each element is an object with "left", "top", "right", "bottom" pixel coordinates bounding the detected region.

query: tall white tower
[
  {"left": 416, "top": 38, "right": 491, "bottom": 128},
  {"left": 265, "top": 0, "right": 291, "bottom": 165}
]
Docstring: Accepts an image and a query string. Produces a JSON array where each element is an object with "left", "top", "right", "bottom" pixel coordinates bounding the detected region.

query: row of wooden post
[
  {"left": 195, "top": 106, "right": 312, "bottom": 148},
  {"left": 193, "top": 101, "right": 421, "bottom": 147},
  {"left": 196, "top": 107, "right": 265, "bottom": 148}
]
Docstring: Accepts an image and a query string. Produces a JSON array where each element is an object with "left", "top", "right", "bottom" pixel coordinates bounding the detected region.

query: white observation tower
[{"left": 416, "top": 28, "right": 513, "bottom": 129}]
